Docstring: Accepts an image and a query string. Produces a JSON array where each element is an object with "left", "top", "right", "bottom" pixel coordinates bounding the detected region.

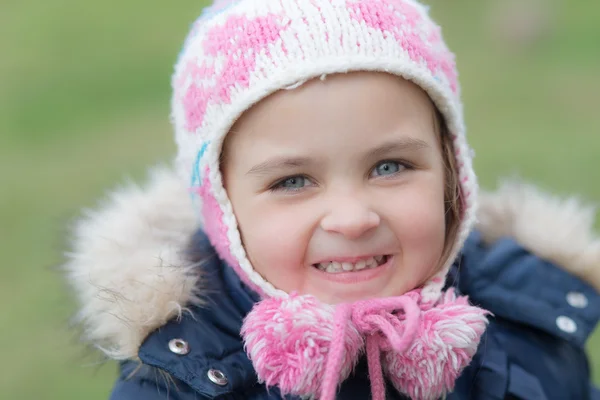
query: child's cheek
[
  {"left": 387, "top": 182, "right": 446, "bottom": 252},
  {"left": 242, "top": 204, "right": 313, "bottom": 289}
]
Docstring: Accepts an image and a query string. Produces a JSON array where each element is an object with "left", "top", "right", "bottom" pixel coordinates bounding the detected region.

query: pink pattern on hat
[
  {"left": 396, "top": 0, "right": 423, "bottom": 27},
  {"left": 180, "top": 13, "right": 287, "bottom": 132},
  {"left": 176, "top": 61, "right": 215, "bottom": 94},
  {"left": 347, "top": 0, "right": 458, "bottom": 93}
]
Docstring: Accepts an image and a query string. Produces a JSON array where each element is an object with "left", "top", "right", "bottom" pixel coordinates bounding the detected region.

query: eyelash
[
  {"left": 370, "top": 159, "right": 414, "bottom": 178},
  {"left": 269, "top": 176, "right": 312, "bottom": 193},
  {"left": 268, "top": 159, "right": 414, "bottom": 193}
]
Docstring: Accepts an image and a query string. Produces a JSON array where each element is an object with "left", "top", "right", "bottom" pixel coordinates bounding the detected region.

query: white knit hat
[{"left": 171, "top": 0, "right": 478, "bottom": 303}]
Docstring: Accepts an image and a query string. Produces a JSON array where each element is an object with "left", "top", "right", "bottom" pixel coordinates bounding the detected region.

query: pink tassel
[
  {"left": 241, "top": 289, "right": 489, "bottom": 399},
  {"left": 383, "top": 290, "right": 489, "bottom": 400},
  {"left": 241, "top": 294, "right": 363, "bottom": 397}
]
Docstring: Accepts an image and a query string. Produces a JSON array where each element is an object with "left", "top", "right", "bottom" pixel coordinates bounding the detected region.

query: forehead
[{"left": 224, "top": 72, "right": 438, "bottom": 158}]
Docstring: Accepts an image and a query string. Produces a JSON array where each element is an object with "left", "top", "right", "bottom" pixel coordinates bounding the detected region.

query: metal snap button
[
  {"left": 556, "top": 316, "right": 577, "bottom": 334},
  {"left": 566, "top": 291, "right": 588, "bottom": 309},
  {"left": 168, "top": 338, "right": 190, "bottom": 355},
  {"left": 207, "top": 369, "right": 228, "bottom": 386}
]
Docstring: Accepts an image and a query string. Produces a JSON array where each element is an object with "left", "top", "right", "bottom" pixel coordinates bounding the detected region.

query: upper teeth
[{"left": 316, "top": 256, "right": 386, "bottom": 273}]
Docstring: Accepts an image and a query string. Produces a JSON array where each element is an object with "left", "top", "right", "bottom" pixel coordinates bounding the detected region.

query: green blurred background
[{"left": 1, "top": 0, "right": 598, "bottom": 398}]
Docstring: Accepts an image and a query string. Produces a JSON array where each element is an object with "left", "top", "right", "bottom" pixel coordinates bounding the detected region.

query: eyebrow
[
  {"left": 363, "top": 137, "right": 431, "bottom": 161},
  {"left": 247, "top": 156, "right": 313, "bottom": 176},
  {"left": 246, "top": 138, "right": 430, "bottom": 176}
]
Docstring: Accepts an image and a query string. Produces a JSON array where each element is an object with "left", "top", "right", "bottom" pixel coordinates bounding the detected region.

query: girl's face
[{"left": 222, "top": 72, "right": 447, "bottom": 304}]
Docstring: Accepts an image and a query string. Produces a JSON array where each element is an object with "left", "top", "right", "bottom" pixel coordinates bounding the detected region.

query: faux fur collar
[{"left": 63, "top": 166, "right": 600, "bottom": 361}]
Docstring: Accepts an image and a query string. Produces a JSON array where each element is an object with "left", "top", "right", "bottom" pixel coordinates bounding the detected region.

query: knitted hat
[{"left": 171, "top": 1, "right": 485, "bottom": 398}]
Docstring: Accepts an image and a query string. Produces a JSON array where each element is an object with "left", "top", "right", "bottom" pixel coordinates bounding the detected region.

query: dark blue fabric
[
  {"left": 456, "top": 231, "right": 599, "bottom": 348},
  {"left": 592, "top": 384, "right": 600, "bottom": 400},
  {"left": 110, "top": 230, "right": 600, "bottom": 399}
]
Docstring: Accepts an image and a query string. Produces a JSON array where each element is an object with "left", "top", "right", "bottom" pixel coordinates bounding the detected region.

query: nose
[{"left": 320, "top": 197, "right": 381, "bottom": 239}]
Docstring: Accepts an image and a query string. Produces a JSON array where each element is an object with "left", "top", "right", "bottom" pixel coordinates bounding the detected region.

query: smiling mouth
[{"left": 312, "top": 255, "right": 390, "bottom": 273}]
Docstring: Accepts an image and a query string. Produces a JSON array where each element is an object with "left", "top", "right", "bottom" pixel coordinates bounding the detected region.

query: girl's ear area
[
  {"left": 476, "top": 179, "right": 600, "bottom": 292},
  {"left": 437, "top": 110, "right": 462, "bottom": 271}
]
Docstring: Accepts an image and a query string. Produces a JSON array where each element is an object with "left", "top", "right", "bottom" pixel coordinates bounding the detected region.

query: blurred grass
[{"left": 0, "top": 0, "right": 598, "bottom": 399}]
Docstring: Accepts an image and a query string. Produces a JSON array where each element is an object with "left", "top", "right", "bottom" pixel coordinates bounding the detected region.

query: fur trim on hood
[
  {"left": 63, "top": 167, "right": 600, "bottom": 361},
  {"left": 64, "top": 167, "right": 203, "bottom": 360},
  {"left": 476, "top": 179, "right": 600, "bottom": 293}
]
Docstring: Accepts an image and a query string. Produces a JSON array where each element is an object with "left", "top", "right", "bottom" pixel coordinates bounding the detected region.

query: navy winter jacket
[{"left": 109, "top": 230, "right": 600, "bottom": 400}]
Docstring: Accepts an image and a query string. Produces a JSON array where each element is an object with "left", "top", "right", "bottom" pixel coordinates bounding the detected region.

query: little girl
[{"left": 66, "top": 0, "right": 600, "bottom": 399}]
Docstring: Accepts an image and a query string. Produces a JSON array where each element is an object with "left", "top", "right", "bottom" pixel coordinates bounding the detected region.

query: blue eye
[
  {"left": 272, "top": 175, "right": 310, "bottom": 191},
  {"left": 372, "top": 161, "right": 405, "bottom": 177}
]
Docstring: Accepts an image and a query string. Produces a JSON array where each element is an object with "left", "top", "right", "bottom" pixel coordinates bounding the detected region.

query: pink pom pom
[
  {"left": 383, "top": 290, "right": 489, "bottom": 400},
  {"left": 241, "top": 294, "right": 363, "bottom": 397}
]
